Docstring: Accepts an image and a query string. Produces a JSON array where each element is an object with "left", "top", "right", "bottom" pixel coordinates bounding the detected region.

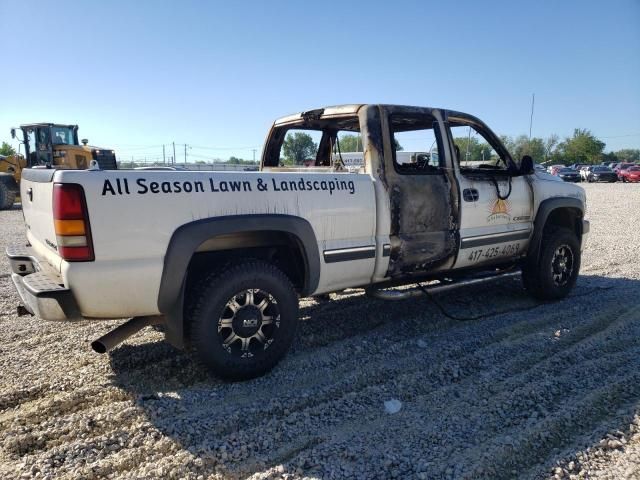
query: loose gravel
[{"left": 0, "top": 183, "right": 639, "bottom": 480}]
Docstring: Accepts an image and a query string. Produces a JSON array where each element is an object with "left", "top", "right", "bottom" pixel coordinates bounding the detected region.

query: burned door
[{"left": 382, "top": 111, "right": 457, "bottom": 277}]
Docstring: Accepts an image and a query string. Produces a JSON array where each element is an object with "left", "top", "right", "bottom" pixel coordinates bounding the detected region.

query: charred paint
[{"left": 380, "top": 106, "right": 458, "bottom": 276}]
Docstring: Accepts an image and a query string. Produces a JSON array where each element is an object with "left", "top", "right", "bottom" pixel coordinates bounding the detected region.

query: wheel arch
[
  {"left": 158, "top": 214, "right": 320, "bottom": 348},
  {"left": 528, "top": 197, "right": 585, "bottom": 263}
]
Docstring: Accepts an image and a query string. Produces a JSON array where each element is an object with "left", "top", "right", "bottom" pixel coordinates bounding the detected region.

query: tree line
[
  {"left": 500, "top": 129, "right": 639, "bottom": 165},
  {"left": 280, "top": 130, "right": 639, "bottom": 166},
  {"left": 3, "top": 129, "right": 639, "bottom": 166}
]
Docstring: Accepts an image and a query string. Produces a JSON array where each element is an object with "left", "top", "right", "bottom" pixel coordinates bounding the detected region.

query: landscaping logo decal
[{"left": 487, "top": 196, "right": 511, "bottom": 222}]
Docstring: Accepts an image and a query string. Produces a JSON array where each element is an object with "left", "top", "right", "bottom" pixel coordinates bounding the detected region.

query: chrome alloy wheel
[
  {"left": 218, "top": 289, "right": 280, "bottom": 358},
  {"left": 551, "top": 244, "right": 574, "bottom": 287}
]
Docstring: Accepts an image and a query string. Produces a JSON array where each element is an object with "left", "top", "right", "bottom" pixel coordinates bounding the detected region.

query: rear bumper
[{"left": 6, "top": 244, "right": 81, "bottom": 321}]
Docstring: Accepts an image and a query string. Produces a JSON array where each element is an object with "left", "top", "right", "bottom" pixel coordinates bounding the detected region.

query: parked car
[
  {"left": 586, "top": 166, "right": 618, "bottom": 183},
  {"left": 616, "top": 163, "right": 638, "bottom": 180},
  {"left": 619, "top": 165, "right": 640, "bottom": 183},
  {"left": 569, "top": 163, "right": 589, "bottom": 171},
  {"left": 557, "top": 167, "right": 581, "bottom": 182},
  {"left": 548, "top": 164, "right": 565, "bottom": 175},
  {"left": 613, "top": 163, "right": 636, "bottom": 175},
  {"left": 579, "top": 166, "right": 592, "bottom": 182},
  {"left": 534, "top": 163, "right": 547, "bottom": 173}
]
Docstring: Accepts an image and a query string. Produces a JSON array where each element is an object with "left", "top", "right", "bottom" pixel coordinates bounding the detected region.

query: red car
[
  {"left": 619, "top": 165, "right": 640, "bottom": 183},
  {"left": 614, "top": 162, "right": 636, "bottom": 176}
]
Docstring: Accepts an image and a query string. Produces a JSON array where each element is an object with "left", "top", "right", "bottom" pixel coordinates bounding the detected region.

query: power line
[{"left": 190, "top": 144, "right": 261, "bottom": 151}]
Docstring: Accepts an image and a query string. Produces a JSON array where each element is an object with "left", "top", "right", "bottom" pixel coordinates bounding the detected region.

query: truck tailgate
[{"left": 20, "top": 169, "right": 63, "bottom": 272}]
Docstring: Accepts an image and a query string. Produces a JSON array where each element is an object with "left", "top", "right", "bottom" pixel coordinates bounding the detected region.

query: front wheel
[
  {"left": 188, "top": 260, "right": 299, "bottom": 380},
  {"left": 522, "top": 227, "right": 581, "bottom": 300}
]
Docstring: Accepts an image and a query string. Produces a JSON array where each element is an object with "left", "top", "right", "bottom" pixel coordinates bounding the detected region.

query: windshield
[
  {"left": 594, "top": 167, "right": 612, "bottom": 172},
  {"left": 559, "top": 168, "right": 574, "bottom": 173},
  {"left": 51, "top": 126, "right": 75, "bottom": 145},
  {"left": 628, "top": 167, "right": 640, "bottom": 171}
]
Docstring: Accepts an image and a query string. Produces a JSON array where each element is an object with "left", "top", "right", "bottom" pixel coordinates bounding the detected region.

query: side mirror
[
  {"left": 10, "top": 128, "right": 16, "bottom": 139},
  {"left": 520, "top": 155, "right": 534, "bottom": 175},
  {"left": 81, "top": 139, "right": 89, "bottom": 145}
]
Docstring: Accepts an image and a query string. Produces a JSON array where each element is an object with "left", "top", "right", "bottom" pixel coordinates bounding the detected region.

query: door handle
[
  {"left": 27, "top": 188, "right": 33, "bottom": 202},
  {"left": 463, "top": 188, "right": 479, "bottom": 202}
]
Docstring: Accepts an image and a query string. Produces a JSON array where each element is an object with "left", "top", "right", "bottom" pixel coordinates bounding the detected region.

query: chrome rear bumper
[{"left": 6, "top": 244, "right": 80, "bottom": 321}]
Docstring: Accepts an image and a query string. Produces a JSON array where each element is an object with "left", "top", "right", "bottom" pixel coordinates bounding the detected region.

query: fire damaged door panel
[{"left": 382, "top": 110, "right": 457, "bottom": 277}]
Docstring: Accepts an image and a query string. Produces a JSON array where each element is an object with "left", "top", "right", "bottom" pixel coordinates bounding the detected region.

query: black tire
[
  {"left": 522, "top": 227, "right": 581, "bottom": 300},
  {"left": 188, "top": 260, "right": 299, "bottom": 380},
  {"left": 0, "top": 181, "right": 17, "bottom": 210}
]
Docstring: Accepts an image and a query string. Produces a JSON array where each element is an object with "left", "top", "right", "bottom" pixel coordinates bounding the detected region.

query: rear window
[{"left": 263, "top": 115, "right": 362, "bottom": 170}]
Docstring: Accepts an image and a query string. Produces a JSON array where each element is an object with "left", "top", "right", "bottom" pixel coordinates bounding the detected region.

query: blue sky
[{"left": 1, "top": 0, "right": 638, "bottom": 162}]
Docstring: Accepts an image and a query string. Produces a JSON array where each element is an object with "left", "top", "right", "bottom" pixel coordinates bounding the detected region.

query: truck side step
[{"left": 366, "top": 270, "right": 521, "bottom": 301}]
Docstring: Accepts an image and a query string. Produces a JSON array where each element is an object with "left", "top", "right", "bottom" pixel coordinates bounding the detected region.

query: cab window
[
  {"left": 265, "top": 116, "right": 362, "bottom": 170},
  {"left": 390, "top": 114, "right": 443, "bottom": 174},
  {"left": 280, "top": 129, "right": 321, "bottom": 167},
  {"left": 449, "top": 123, "right": 509, "bottom": 172}
]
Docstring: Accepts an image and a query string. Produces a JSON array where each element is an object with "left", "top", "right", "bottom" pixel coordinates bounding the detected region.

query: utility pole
[
  {"left": 184, "top": 144, "right": 187, "bottom": 164},
  {"left": 529, "top": 93, "right": 535, "bottom": 140},
  {"left": 163, "top": 145, "right": 166, "bottom": 164},
  {"left": 252, "top": 149, "right": 256, "bottom": 163},
  {"left": 172, "top": 142, "right": 176, "bottom": 166}
]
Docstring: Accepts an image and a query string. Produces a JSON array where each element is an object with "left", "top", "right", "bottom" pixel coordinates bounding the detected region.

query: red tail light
[{"left": 53, "top": 183, "right": 94, "bottom": 261}]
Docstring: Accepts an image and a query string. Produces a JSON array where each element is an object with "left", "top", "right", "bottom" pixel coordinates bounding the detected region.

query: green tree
[
  {"left": 453, "top": 137, "right": 494, "bottom": 163},
  {"left": 339, "top": 134, "right": 361, "bottom": 152},
  {"left": 0, "top": 142, "right": 16, "bottom": 156},
  {"left": 544, "top": 134, "right": 560, "bottom": 162},
  {"left": 515, "top": 136, "right": 546, "bottom": 163},
  {"left": 338, "top": 134, "right": 402, "bottom": 152},
  {"left": 601, "top": 151, "right": 619, "bottom": 163},
  {"left": 557, "top": 129, "right": 605, "bottom": 164},
  {"left": 282, "top": 132, "right": 317, "bottom": 164},
  {"left": 613, "top": 148, "right": 640, "bottom": 162}
]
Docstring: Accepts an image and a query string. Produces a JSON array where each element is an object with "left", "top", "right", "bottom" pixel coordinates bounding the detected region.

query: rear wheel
[
  {"left": 522, "top": 227, "right": 580, "bottom": 300},
  {"left": 188, "top": 260, "right": 299, "bottom": 380},
  {"left": 0, "top": 181, "right": 16, "bottom": 210}
]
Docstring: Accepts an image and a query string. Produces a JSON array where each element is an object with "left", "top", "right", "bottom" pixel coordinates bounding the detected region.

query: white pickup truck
[{"left": 7, "top": 104, "right": 589, "bottom": 379}]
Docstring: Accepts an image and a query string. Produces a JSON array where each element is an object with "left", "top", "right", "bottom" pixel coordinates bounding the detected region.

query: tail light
[{"left": 53, "top": 183, "right": 95, "bottom": 261}]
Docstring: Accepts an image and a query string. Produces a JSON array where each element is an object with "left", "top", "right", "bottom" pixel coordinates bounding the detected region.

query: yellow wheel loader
[{"left": 0, "top": 123, "right": 117, "bottom": 209}]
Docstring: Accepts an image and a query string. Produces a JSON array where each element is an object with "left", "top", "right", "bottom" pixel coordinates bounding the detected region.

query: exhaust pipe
[
  {"left": 91, "top": 315, "right": 164, "bottom": 353},
  {"left": 366, "top": 271, "right": 521, "bottom": 301}
]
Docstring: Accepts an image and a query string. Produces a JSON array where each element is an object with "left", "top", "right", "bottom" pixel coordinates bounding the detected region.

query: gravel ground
[{"left": 0, "top": 183, "right": 639, "bottom": 480}]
